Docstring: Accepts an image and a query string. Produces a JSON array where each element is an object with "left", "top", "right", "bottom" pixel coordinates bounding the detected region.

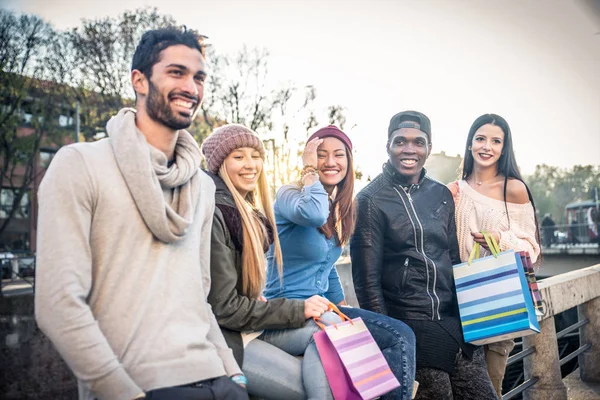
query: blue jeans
[
  {"left": 257, "top": 317, "right": 336, "bottom": 400},
  {"left": 242, "top": 338, "right": 305, "bottom": 400},
  {"left": 248, "top": 308, "right": 416, "bottom": 400},
  {"left": 340, "top": 307, "right": 417, "bottom": 400}
]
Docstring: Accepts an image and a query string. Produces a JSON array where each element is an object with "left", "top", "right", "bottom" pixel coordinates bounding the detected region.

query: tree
[
  {"left": 0, "top": 10, "right": 75, "bottom": 245},
  {"left": 67, "top": 7, "right": 178, "bottom": 139},
  {"left": 526, "top": 164, "right": 600, "bottom": 224}
]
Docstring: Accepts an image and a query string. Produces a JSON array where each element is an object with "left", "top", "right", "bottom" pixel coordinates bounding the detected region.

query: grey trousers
[{"left": 414, "top": 347, "right": 498, "bottom": 400}]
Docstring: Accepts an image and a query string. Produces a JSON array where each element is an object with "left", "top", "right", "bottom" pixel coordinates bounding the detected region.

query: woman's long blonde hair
[{"left": 219, "top": 162, "right": 283, "bottom": 299}]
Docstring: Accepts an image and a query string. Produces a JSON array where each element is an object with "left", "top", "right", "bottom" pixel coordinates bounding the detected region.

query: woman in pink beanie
[
  {"left": 202, "top": 124, "right": 336, "bottom": 400},
  {"left": 263, "top": 125, "right": 417, "bottom": 400}
]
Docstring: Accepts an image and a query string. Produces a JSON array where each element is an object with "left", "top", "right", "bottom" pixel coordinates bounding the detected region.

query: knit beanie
[
  {"left": 307, "top": 125, "right": 353, "bottom": 151},
  {"left": 201, "top": 124, "right": 265, "bottom": 173}
]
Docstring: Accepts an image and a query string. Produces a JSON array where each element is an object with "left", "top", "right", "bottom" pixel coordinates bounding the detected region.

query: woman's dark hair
[
  {"left": 131, "top": 26, "right": 207, "bottom": 79},
  {"left": 462, "top": 114, "right": 541, "bottom": 256},
  {"left": 319, "top": 145, "right": 356, "bottom": 247}
]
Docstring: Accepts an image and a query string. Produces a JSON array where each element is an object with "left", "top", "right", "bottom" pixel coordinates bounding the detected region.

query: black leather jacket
[{"left": 350, "top": 162, "right": 461, "bottom": 321}]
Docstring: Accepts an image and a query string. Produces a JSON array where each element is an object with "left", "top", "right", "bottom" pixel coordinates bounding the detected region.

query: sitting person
[
  {"left": 264, "top": 125, "right": 417, "bottom": 400},
  {"left": 202, "top": 124, "right": 334, "bottom": 400},
  {"left": 351, "top": 111, "right": 497, "bottom": 399}
]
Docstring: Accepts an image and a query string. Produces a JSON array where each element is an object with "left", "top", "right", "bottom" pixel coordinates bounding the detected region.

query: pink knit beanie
[
  {"left": 307, "top": 125, "right": 353, "bottom": 151},
  {"left": 201, "top": 124, "right": 265, "bottom": 173}
]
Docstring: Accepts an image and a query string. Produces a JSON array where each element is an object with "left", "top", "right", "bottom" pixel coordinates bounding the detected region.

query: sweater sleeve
[
  {"left": 208, "top": 210, "right": 306, "bottom": 332},
  {"left": 35, "top": 147, "right": 143, "bottom": 400},
  {"left": 275, "top": 182, "right": 329, "bottom": 227},
  {"left": 499, "top": 203, "right": 541, "bottom": 264},
  {"left": 200, "top": 191, "right": 243, "bottom": 377}
]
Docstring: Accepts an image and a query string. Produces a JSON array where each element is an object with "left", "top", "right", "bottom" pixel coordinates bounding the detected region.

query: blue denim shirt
[{"left": 264, "top": 181, "right": 345, "bottom": 304}]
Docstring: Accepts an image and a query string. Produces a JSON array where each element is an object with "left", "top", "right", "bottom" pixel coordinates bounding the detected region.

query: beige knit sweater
[
  {"left": 35, "top": 110, "right": 241, "bottom": 400},
  {"left": 454, "top": 180, "right": 540, "bottom": 264}
]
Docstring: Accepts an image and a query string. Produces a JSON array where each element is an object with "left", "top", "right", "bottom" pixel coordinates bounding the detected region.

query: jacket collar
[
  {"left": 382, "top": 161, "right": 427, "bottom": 187},
  {"left": 206, "top": 171, "right": 236, "bottom": 207}
]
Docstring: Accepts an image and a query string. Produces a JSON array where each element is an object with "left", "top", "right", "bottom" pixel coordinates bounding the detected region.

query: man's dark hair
[{"left": 131, "top": 27, "right": 207, "bottom": 79}]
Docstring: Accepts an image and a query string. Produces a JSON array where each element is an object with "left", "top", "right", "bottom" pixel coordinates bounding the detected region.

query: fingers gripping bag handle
[
  {"left": 313, "top": 302, "right": 353, "bottom": 330},
  {"left": 467, "top": 231, "right": 500, "bottom": 265}
]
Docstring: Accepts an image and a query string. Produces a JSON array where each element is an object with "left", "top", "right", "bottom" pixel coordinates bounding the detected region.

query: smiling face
[
  {"left": 470, "top": 123, "right": 505, "bottom": 169},
  {"left": 317, "top": 137, "right": 349, "bottom": 193},
  {"left": 223, "top": 147, "right": 263, "bottom": 198},
  {"left": 143, "top": 44, "right": 206, "bottom": 130},
  {"left": 387, "top": 128, "right": 431, "bottom": 184}
]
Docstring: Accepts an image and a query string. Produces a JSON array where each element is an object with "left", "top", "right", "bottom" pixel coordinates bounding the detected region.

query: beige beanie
[{"left": 201, "top": 124, "right": 265, "bottom": 173}]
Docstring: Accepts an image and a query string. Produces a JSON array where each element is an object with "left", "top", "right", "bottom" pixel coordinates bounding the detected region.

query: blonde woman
[{"left": 202, "top": 124, "right": 334, "bottom": 400}]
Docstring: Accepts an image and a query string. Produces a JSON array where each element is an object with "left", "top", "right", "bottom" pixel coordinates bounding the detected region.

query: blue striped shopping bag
[{"left": 452, "top": 232, "right": 540, "bottom": 345}]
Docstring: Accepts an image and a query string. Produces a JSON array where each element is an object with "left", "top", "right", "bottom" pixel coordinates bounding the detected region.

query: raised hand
[{"left": 302, "top": 137, "right": 324, "bottom": 168}]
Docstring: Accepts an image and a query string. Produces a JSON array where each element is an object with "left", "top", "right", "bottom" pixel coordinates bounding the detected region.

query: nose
[
  {"left": 324, "top": 154, "right": 336, "bottom": 167},
  {"left": 402, "top": 142, "right": 417, "bottom": 153},
  {"left": 181, "top": 75, "right": 198, "bottom": 97},
  {"left": 482, "top": 140, "right": 491, "bottom": 151},
  {"left": 243, "top": 157, "right": 257, "bottom": 170}
]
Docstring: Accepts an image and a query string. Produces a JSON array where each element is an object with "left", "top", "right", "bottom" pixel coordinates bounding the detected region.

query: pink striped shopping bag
[{"left": 314, "top": 304, "right": 400, "bottom": 400}]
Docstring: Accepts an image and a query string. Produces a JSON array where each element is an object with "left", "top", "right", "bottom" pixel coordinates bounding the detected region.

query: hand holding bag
[
  {"left": 453, "top": 232, "right": 541, "bottom": 345},
  {"left": 313, "top": 304, "right": 400, "bottom": 400}
]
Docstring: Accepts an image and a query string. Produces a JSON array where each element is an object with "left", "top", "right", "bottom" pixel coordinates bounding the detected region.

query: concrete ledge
[
  {"left": 538, "top": 264, "right": 600, "bottom": 318},
  {"left": 565, "top": 368, "right": 600, "bottom": 399}
]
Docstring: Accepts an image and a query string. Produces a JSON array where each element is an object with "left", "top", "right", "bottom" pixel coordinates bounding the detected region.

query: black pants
[
  {"left": 414, "top": 347, "right": 498, "bottom": 400},
  {"left": 146, "top": 376, "right": 248, "bottom": 400}
]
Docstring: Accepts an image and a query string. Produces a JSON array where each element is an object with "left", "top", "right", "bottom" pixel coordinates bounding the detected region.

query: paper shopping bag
[
  {"left": 313, "top": 305, "right": 400, "bottom": 400},
  {"left": 453, "top": 232, "right": 541, "bottom": 345}
]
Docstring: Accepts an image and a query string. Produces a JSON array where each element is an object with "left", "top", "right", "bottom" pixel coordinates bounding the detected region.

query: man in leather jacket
[{"left": 351, "top": 111, "right": 497, "bottom": 399}]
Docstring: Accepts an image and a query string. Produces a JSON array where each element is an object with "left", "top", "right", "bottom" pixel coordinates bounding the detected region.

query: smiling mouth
[
  {"left": 170, "top": 96, "right": 197, "bottom": 115},
  {"left": 239, "top": 173, "right": 257, "bottom": 181},
  {"left": 400, "top": 159, "right": 418, "bottom": 167},
  {"left": 478, "top": 154, "right": 493, "bottom": 160},
  {"left": 321, "top": 170, "right": 339, "bottom": 176}
]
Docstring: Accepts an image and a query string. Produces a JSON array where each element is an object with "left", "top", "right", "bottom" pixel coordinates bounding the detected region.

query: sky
[{"left": 2, "top": 0, "right": 600, "bottom": 179}]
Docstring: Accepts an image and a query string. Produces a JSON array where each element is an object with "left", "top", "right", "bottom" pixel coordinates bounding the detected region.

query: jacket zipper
[
  {"left": 404, "top": 187, "right": 442, "bottom": 320},
  {"left": 406, "top": 185, "right": 442, "bottom": 319},
  {"left": 393, "top": 185, "right": 438, "bottom": 320},
  {"left": 401, "top": 258, "right": 410, "bottom": 290}
]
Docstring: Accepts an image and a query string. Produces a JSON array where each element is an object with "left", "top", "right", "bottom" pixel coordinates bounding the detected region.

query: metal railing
[
  {"left": 0, "top": 255, "right": 35, "bottom": 296},
  {"left": 500, "top": 264, "right": 600, "bottom": 400}
]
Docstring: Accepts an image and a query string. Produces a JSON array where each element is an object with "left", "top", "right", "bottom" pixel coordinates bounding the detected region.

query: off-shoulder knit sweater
[{"left": 454, "top": 180, "right": 540, "bottom": 264}]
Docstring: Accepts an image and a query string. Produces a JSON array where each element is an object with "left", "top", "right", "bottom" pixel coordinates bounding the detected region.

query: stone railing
[{"left": 506, "top": 264, "right": 600, "bottom": 400}]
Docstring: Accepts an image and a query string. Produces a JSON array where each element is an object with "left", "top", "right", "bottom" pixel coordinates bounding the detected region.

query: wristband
[{"left": 231, "top": 374, "right": 248, "bottom": 386}]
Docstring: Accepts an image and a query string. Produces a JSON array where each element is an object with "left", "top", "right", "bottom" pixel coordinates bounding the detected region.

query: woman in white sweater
[{"left": 448, "top": 113, "right": 541, "bottom": 398}]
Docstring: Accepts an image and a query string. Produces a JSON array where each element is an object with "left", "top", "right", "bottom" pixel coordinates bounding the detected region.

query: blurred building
[{"left": 426, "top": 151, "right": 463, "bottom": 184}]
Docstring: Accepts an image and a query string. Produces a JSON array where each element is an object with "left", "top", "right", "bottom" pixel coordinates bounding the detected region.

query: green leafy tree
[{"left": 526, "top": 164, "right": 600, "bottom": 224}]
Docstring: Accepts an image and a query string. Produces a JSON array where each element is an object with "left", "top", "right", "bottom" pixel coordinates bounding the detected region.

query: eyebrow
[{"left": 318, "top": 148, "right": 346, "bottom": 152}]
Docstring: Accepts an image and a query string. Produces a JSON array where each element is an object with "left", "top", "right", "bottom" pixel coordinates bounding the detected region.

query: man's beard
[{"left": 146, "top": 80, "right": 198, "bottom": 130}]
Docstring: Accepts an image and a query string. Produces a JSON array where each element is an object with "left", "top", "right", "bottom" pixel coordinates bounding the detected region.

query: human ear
[{"left": 131, "top": 70, "right": 148, "bottom": 97}]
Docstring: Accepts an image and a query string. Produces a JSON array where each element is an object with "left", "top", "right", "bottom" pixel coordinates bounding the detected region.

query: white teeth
[
  {"left": 173, "top": 99, "right": 193, "bottom": 109},
  {"left": 322, "top": 171, "right": 338, "bottom": 175},
  {"left": 401, "top": 160, "right": 417, "bottom": 166},
  {"left": 240, "top": 174, "right": 256, "bottom": 179}
]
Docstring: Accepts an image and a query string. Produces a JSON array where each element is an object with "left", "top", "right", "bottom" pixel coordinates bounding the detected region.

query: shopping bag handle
[
  {"left": 467, "top": 231, "right": 501, "bottom": 265},
  {"left": 313, "top": 302, "right": 353, "bottom": 330},
  {"left": 482, "top": 231, "right": 501, "bottom": 255}
]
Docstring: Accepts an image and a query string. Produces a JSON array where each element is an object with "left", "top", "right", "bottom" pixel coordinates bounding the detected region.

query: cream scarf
[{"left": 107, "top": 108, "right": 202, "bottom": 243}]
